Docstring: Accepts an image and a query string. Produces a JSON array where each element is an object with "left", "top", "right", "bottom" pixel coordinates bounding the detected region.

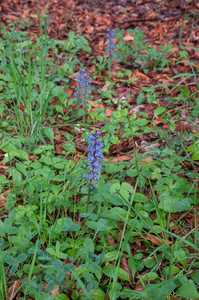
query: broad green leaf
[
  {"left": 144, "top": 259, "right": 156, "bottom": 268},
  {"left": 102, "top": 251, "right": 120, "bottom": 263},
  {"left": 133, "top": 193, "right": 148, "bottom": 202},
  {"left": 109, "top": 183, "right": 121, "bottom": 193},
  {"left": 102, "top": 264, "right": 130, "bottom": 282},
  {"left": 43, "top": 127, "right": 54, "bottom": 142},
  {"left": 166, "top": 266, "right": 181, "bottom": 275},
  {"left": 176, "top": 283, "right": 199, "bottom": 299},
  {"left": 137, "top": 92, "right": 145, "bottom": 105},
  {"left": 35, "top": 292, "right": 55, "bottom": 300},
  {"left": 154, "top": 107, "right": 166, "bottom": 117},
  {"left": 174, "top": 248, "right": 187, "bottom": 267},
  {"left": 186, "top": 141, "right": 199, "bottom": 152},
  {"left": 89, "top": 287, "right": 106, "bottom": 300},
  {"left": 192, "top": 151, "right": 199, "bottom": 161},
  {"left": 55, "top": 295, "right": 69, "bottom": 300},
  {"left": 121, "top": 182, "right": 134, "bottom": 192},
  {"left": 100, "top": 207, "right": 131, "bottom": 221},
  {"left": 140, "top": 272, "right": 158, "bottom": 281},
  {"left": 62, "top": 142, "right": 76, "bottom": 153},
  {"left": 159, "top": 191, "right": 192, "bottom": 212},
  {"left": 12, "top": 168, "right": 22, "bottom": 185},
  {"left": 136, "top": 118, "right": 148, "bottom": 126}
]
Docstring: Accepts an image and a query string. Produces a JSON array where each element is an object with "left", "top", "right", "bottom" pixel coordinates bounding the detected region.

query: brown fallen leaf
[
  {"left": 145, "top": 234, "right": 172, "bottom": 246},
  {"left": 104, "top": 108, "right": 114, "bottom": 118},
  {"left": 110, "top": 155, "right": 133, "bottom": 162},
  {"left": 108, "top": 234, "right": 115, "bottom": 245},
  {"left": 117, "top": 231, "right": 123, "bottom": 243},
  {"left": 134, "top": 282, "right": 144, "bottom": 292},
  {"left": 7, "top": 280, "right": 21, "bottom": 300},
  {"left": 42, "top": 283, "right": 59, "bottom": 296},
  {"left": 120, "top": 256, "right": 132, "bottom": 282}
]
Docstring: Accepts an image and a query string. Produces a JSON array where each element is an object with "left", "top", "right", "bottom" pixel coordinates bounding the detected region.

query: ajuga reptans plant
[
  {"left": 74, "top": 69, "right": 91, "bottom": 107},
  {"left": 83, "top": 131, "right": 104, "bottom": 187}
]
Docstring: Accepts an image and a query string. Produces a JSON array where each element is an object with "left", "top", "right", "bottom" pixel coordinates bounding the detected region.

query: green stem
[
  {"left": 83, "top": 110, "right": 86, "bottom": 125},
  {"left": 108, "top": 56, "right": 112, "bottom": 80},
  {"left": 86, "top": 187, "right": 91, "bottom": 213},
  {"left": 84, "top": 187, "right": 91, "bottom": 227},
  {"left": 127, "top": 115, "right": 141, "bottom": 190}
]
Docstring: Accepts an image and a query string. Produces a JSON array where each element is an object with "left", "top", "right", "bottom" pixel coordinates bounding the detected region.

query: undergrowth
[{"left": 0, "top": 4, "right": 199, "bottom": 300}]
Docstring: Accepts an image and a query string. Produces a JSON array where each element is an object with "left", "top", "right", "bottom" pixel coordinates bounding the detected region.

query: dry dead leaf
[
  {"left": 134, "top": 282, "right": 144, "bottom": 292},
  {"left": 131, "top": 71, "right": 150, "bottom": 82},
  {"left": 108, "top": 235, "right": 115, "bottom": 245},
  {"left": 120, "top": 256, "right": 132, "bottom": 281},
  {"left": 104, "top": 108, "right": 114, "bottom": 118},
  {"left": 117, "top": 231, "right": 123, "bottom": 243},
  {"left": 7, "top": 280, "right": 21, "bottom": 300},
  {"left": 42, "top": 283, "right": 59, "bottom": 295},
  {"left": 101, "top": 83, "right": 109, "bottom": 92},
  {"left": 145, "top": 234, "right": 172, "bottom": 246},
  {"left": 110, "top": 156, "right": 133, "bottom": 162}
]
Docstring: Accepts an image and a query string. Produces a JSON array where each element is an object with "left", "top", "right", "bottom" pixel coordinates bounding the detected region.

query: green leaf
[
  {"left": 16, "top": 253, "right": 27, "bottom": 263},
  {"left": 176, "top": 283, "right": 199, "bottom": 299},
  {"left": 133, "top": 193, "right": 148, "bottom": 202},
  {"left": 16, "top": 163, "right": 28, "bottom": 177},
  {"left": 111, "top": 111, "right": 121, "bottom": 120},
  {"left": 109, "top": 183, "right": 121, "bottom": 193},
  {"left": 102, "top": 251, "right": 120, "bottom": 263},
  {"left": 159, "top": 191, "right": 192, "bottom": 212},
  {"left": 102, "top": 264, "right": 130, "bottom": 282},
  {"left": 154, "top": 107, "right": 166, "bottom": 117},
  {"left": 144, "top": 259, "right": 156, "bottom": 268},
  {"left": 186, "top": 141, "right": 199, "bottom": 152},
  {"left": 87, "top": 219, "right": 108, "bottom": 231},
  {"left": 62, "top": 142, "right": 76, "bottom": 153},
  {"left": 140, "top": 272, "right": 158, "bottom": 281},
  {"left": 55, "top": 295, "right": 69, "bottom": 300},
  {"left": 137, "top": 92, "right": 145, "bottom": 105},
  {"left": 147, "top": 93, "right": 156, "bottom": 103},
  {"left": 10, "top": 264, "right": 18, "bottom": 275},
  {"left": 52, "top": 86, "right": 65, "bottom": 96},
  {"left": 174, "top": 248, "right": 187, "bottom": 267},
  {"left": 127, "top": 168, "right": 137, "bottom": 177},
  {"left": 192, "top": 151, "right": 199, "bottom": 161},
  {"left": 102, "top": 91, "right": 112, "bottom": 99},
  {"left": 121, "top": 182, "right": 134, "bottom": 192},
  {"left": 12, "top": 169, "right": 22, "bottom": 185},
  {"left": 180, "top": 86, "right": 189, "bottom": 100},
  {"left": 166, "top": 266, "right": 181, "bottom": 275},
  {"left": 89, "top": 287, "right": 106, "bottom": 300},
  {"left": 100, "top": 207, "right": 130, "bottom": 221},
  {"left": 35, "top": 292, "right": 55, "bottom": 300},
  {"left": 43, "top": 127, "right": 54, "bottom": 143},
  {"left": 13, "top": 150, "right": 29, "bottom": 161},
  {"left": 106, "top": 164, "right": 124, "bottom": 174},
  {"left": 136, "top": 118, "right": 148, "bottom": 126}
]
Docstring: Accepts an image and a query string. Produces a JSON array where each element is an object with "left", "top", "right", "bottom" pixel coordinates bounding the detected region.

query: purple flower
[
  {"left": 83, "top": 131, "right": 104, "bottom": 186},
  {"left": 106, "top": 29, "right": 115, "bottom": 56},
  {"left": 74, "top": 69, "right": 91, "bottom": 106}
]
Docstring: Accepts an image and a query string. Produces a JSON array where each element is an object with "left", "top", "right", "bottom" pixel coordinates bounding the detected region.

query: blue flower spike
[
  {"left": 83, "top": 131, "right": 104, "bottom": 187},
  {"left": 106, "top": 29, "right": 115, "bottom": 56},
  {"left": 74, "top": 69, "right": 91, "bottom": 106}
]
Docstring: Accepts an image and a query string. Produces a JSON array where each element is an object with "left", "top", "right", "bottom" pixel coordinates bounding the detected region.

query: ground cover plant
[{"left": 1, "top": 1, "right": 199, "bottom": 299}]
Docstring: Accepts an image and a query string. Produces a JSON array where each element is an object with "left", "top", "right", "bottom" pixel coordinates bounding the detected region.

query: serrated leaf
[{"left": 176, "top": 283, "right": 199, "bottom": 299}]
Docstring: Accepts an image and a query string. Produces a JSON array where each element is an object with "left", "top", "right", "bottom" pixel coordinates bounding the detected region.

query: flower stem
[{"left": 127, "top": 115, "right": 141, "bottom": 190}]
